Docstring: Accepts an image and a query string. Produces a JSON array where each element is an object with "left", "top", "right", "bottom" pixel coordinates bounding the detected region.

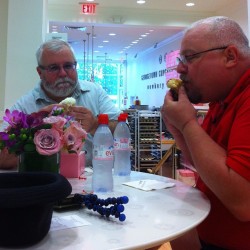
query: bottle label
[
  {"left": 93, "top": 145, "right": 114, "bottom": 160},
  {"left": 114, "top": 138, "right": 130, "bottom": 150}
]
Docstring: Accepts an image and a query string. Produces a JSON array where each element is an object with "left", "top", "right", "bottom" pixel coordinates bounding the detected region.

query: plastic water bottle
[
  {"left": 92, "top": 114, "right": 114, "bottom": 192},
  {"left": 113, "top": 113, "right": 131, "bottom": 176}
]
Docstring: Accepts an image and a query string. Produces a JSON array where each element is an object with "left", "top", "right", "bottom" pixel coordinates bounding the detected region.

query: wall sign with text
[
  {"left": 80, "top": 3, "right": 98, "bottom": 14},
  {"left": 165, "top": 50, "right": 180, "bottom": 81}
]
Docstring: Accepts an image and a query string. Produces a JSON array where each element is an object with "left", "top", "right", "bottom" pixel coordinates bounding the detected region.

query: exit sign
[{"left": 80, "top": 3, "right": 97, "bottom": 14}]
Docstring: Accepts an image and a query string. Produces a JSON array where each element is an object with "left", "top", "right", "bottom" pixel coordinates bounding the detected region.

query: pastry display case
[{"left": 136, "top": 110, "right": 162, "bottom": 172}]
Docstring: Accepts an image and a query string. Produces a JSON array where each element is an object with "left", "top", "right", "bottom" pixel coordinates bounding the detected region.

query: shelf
[
  {"left": 137, "top": 110, "right": 162, "bottom": 172},
  {"left": 124, "top": 110, "right": 164, "bottom": 173}
]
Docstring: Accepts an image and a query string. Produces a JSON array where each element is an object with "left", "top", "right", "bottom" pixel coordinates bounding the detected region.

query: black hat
[{"left": 0, "top": 172, "right": 72, "bottom": 247}]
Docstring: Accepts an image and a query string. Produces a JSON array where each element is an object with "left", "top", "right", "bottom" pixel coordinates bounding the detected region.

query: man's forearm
[
  {"left": 0, "top": 150, "right": 18, "bottom": 170},
  {"left": 108, "top": 120, "right": 118, "bottom": 134}
]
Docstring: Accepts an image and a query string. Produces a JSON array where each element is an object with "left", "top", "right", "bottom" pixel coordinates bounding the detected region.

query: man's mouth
[{"left": 56, "top": 82, "right": 72, "bottom": 88}]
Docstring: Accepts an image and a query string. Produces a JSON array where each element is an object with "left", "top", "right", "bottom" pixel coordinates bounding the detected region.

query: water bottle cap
[
  {"left": 98, "top": 114, "right": 109, "bottom": 124},
  {"left": 118, "top": 113, "right": 128, "bottom": 122}
]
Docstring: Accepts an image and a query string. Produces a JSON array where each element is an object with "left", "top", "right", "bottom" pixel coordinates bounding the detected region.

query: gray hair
[
  {"left": 36, "top": 39, "right": 76, "bottom": 66},
  {"left": 186, "top": 16, "right": 250, "bottom": 55}
]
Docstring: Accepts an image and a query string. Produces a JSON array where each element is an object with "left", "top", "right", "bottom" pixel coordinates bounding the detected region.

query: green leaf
[{"left": 24, "top": 143, "right": 36, "bottom": 152}]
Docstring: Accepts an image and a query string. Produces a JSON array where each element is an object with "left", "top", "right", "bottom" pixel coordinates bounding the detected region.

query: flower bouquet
[{"left": 0, "top": 107, "right": 87, "bottom": 173}]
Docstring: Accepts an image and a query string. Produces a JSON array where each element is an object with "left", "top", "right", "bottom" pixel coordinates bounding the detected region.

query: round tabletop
[{"left": 29, "top": 171, "right": 210, "bottom": 250}]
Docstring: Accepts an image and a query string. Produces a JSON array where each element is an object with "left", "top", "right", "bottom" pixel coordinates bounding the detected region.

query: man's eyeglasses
[
  {"left": 39, "top": 62, "right": 77, "bottom": 74},
  {"left": 177, "top": 46, "right": 228, "bottom": 65}
]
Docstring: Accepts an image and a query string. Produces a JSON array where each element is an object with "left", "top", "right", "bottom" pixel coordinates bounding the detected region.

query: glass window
[{"left": 77, "top": 61, "right": 124, "bottom": 108}]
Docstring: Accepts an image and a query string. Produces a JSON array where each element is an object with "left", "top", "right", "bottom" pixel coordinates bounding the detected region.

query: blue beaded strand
[{"left": 73, "top": 194, "right": 129, "bottom": 222}]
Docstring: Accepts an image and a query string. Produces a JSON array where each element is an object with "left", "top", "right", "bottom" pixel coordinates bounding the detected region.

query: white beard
[{"left": 41, "top": 77, "right": 77, "bottom": 98}]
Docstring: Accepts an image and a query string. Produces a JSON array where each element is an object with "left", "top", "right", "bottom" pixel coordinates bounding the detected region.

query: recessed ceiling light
[
  {"left": 186, "top": 2, "right": 195, "bottom": 7},
  {"left": 103, "top": 40, "right": 109, "bottom": 43},
  {"left": 137, "top": 0, "right": 146, "bottom": 4},
  {"left": 109, "top": 33, "right": 116, "bottom": 36}
]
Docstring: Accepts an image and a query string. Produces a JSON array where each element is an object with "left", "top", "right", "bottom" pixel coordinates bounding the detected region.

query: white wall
[
  {"left": 2, "top": 0, "right": 47, "bottom": 111},
  {"left": 249, "top": 0, "right": 250, "bottom": 37},
  {"left": 216, "top": 0, "right": 248, "bottom": 36},
  {"left": 0, "top": 0, "right": 8, "bottom": 118},
  {"left": 127, "top": 0, "right": 249, "bottom": 109},
  {"left": 127, "top": 34, "right": 182, "bottom": 108}
]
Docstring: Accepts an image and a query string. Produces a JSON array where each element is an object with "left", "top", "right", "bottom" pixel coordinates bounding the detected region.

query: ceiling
[{"left": 48, "top": 0, "right": 235, "bottom": 62}]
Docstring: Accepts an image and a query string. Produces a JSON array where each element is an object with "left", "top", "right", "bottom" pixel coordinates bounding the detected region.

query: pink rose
[
  {"left": 63, "top": 121, "right": 87, "bottom": 154},
  {"left": 43, "top": 116, "right": 67, "bottom": 134},
  {"left": 34, "top": 128, "right": 63, "bottom": 155}
]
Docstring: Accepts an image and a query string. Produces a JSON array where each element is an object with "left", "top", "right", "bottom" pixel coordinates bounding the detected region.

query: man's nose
[
  {"left": 58, "top": 66, "right": 68, "bottom": 76},
  {"left": 176, "top": 62, "right": 188, "bottom": 74}
]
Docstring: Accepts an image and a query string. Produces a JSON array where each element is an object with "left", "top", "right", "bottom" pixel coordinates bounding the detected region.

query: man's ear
[
  {"left": 36, "top": 66, "right": 42, "bottom": 79},
  {"left": 224, "top": 46, "right": 238, "bottom": 68}
]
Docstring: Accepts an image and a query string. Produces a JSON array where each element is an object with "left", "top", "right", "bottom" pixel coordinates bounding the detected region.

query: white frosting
[{"left": 59, "top": 97, "right": 76, "bottom": 107}]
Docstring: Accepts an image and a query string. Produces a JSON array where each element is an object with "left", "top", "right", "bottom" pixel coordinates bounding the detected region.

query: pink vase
[{"left": 60, "top": 151, "right": 85, "bottom": 178}]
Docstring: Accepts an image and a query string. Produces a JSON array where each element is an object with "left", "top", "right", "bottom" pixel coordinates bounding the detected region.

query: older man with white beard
[{"left": 0, "top": 39, "right": 120, "bottom": 169}]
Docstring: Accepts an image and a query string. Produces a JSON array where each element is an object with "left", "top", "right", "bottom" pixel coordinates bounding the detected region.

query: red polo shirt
[{"left": 196, "top": 69, "right": 250, "bottom": 249}]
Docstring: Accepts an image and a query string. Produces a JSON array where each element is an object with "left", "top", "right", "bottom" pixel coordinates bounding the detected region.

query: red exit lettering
[{"left": 81, "top": 3, "right": 97, "bottom": 14}]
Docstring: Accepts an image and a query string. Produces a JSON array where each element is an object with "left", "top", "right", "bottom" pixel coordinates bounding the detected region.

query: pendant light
[
  {"left": 91, "top": 26, "right": 95, "bottom": 82},
  {"left": 83, "top": 39, "right": 86, "bottom": 80},
  {"left": 86, "top": 32, "right": 90, "bottom": 80}
]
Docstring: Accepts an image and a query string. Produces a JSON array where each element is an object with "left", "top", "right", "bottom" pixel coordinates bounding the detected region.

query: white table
[{"left": 25, "top": 171, "right": 210, "bottom": 250}]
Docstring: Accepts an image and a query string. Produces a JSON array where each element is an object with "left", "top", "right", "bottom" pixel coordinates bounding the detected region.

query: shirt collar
[
  {"left": 222, "top": 68, "right": 250, "bottom": 106},
  {"left": 33, "top": 82, "right": 54, "bottom": 103},
  {"left": 71, "top": 80, "right": 91, "bottom": 99},
  {"left": 208, "top": 68, "right": 250, "bottom": 123}
]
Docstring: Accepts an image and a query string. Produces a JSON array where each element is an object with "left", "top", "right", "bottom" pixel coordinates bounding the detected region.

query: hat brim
[{"left": 0, "top": 172, "right": 72, "bottom": 247}]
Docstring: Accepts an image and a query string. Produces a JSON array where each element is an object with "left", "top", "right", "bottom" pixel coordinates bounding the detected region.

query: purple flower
[
  {"left": 3, "top": 109, "right": 29, "bottom": 128},
  {"left": 0, "top": 132, "right": 9, "bottom": 141},
  {"left": 0, "top": 108, "right": 87, "bottom": 156},
  {"left": 27, "top": 111, "right": 50, "bottom": 128}
]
